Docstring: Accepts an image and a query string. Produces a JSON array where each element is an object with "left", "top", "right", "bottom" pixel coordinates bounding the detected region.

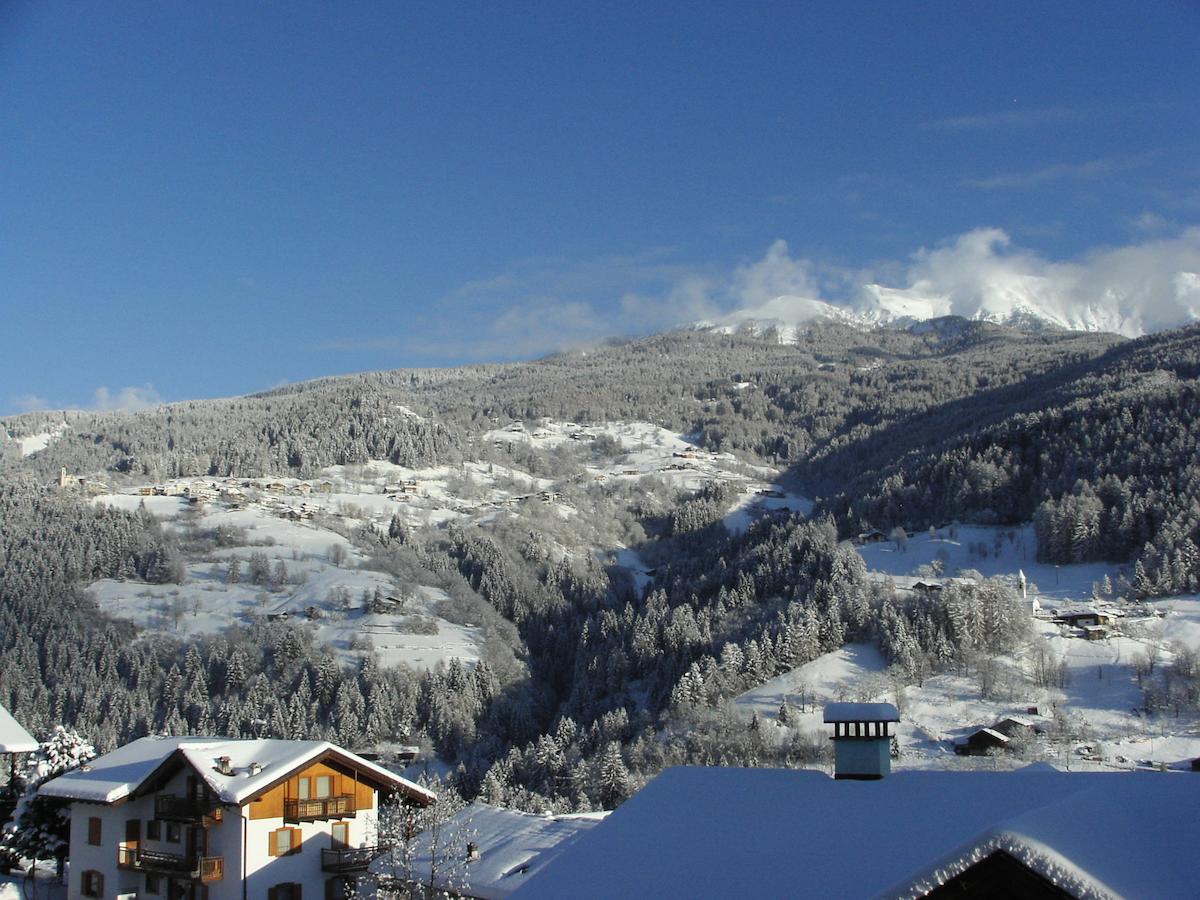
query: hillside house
[
  {"left": 1052, "top": 608, "right": 1111, "bottom": 628},
  {"left": 954, "top": 727, "right": 1011, "bottom": 756},
  {"left": 514, "top": 709, "right": 1200, "bottom": 899},
  {"left": 39, "top": 736, "right": 434, "bottom": 900}
]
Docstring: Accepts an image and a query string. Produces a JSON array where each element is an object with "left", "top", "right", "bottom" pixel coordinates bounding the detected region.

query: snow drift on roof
[
  {"left": 38, "top": 735, "right": 434, "bottom": 805},
  {"left": 0, "top": 705, "right": 37, "bottom": 754},
  {"left": 382, "top": 801, "right": 605, "bottom": 899},
  {"left": 513, "top": 767, "right": 1200, "bottom": 900},
  {"left": 823, "top": 702, "right": 900, "bottom": 722}
]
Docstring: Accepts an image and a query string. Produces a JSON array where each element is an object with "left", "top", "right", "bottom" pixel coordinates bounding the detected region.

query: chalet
[
  {"left": 856, "top": 529, "right": 888, "bottom": 544},
  {"left": 1081, "top": 624, "right": 1109, "bottom": 641},
  {"left": 185, "top": 484, "right": 219, "bottom": 502},
  {"left": 954, "top": 727, "right": 1010, "bottom": 756},
  {"left": 315, "top": 482, "right": 335, "bottom": 494},
  {"left": 139, "top": 486, "right": 156, "bottom": 496},
  {"left": 39, "top": 736, "right": 434, "bottom": 900},
  {"left": 1052, "top": 608, "right": 1111, "bottom": 629},
  {"left": 514, "top": 709, "right": 1200, "bottom": 899},
  {"left": 912, "top": 580, "right": 944, "bottom": 596}
]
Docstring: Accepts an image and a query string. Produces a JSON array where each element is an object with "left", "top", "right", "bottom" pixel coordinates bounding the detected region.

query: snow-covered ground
[
  {"left": 735, "top": 535, "right": 1200, "bottom": 771},
  {"left": 89, "top": 490, "right": 481, "bottom": 671},
  {"left": 89, "top": 417, "right": 804, "bottom": 672},
  {"left": 8, "top": 424, "right": 67, "bottom": 456},
  {"left": 855, "top": 524, "right": 1125, "bottom": 604}
]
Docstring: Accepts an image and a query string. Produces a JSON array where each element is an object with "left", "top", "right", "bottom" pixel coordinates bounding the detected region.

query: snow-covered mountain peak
[{"left": 709, "top": 228, "right": 1200, "bottom": 339}]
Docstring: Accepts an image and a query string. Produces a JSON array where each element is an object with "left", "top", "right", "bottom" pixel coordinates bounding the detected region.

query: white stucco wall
[
  {"left": 63, "top": 758, "right": 386, "bottom": 898},
  {"left": 242, "top": 790, "right": 378, "bottom": 896}
]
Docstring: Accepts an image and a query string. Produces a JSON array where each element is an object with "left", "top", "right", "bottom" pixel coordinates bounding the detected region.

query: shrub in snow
[{"left": 0, "top": 726, "right": 96, "bottom": 874}]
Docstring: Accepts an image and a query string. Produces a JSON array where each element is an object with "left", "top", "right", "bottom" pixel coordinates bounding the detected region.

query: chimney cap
[{"left": 823, "top": 702, "right": 900, "bottom": 724}]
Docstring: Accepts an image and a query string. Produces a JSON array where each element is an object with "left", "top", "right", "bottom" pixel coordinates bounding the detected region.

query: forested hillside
[{"left": 3, "top": 318, "right": 1199, "bottom": 810}]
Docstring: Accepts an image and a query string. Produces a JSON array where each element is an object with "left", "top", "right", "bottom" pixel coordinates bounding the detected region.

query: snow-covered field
[
  {"left": 734, "top": 527, "right": 1200, "bottom": 772},
  {"left": 7, "top": 423, "right": 67, "bottom": 456},
  {"left": 855, "top": 523, "right": 1125, "bottom": 604},
  {"left": 89, "top": 490, "right": 481, "bottom": 671},
  {"left": 86, "top": 417, "right": 804, "bottom": 673}
]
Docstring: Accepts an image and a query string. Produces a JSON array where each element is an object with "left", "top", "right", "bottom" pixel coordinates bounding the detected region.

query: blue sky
[{"left": 3, "top": 1, "right": 1198, "bottom": 414}]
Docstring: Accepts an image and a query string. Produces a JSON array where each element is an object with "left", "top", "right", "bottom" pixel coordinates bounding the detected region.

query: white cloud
[
  {"left": 709, "top": 228, "right": 1200, "bottom": 338},
  {"left": 964, "top": 156, "right": 1148, "bottom": 191},
  {"left": 9, "top": 393, "right": 50, "bottom": 414},
  {"left": 924, "top": 105, "right": 1084, "bottom": 131},
  {"left": 91, "top": 384, "right": 162, "bottom": 412},
  {"left": 322, "top": 228, "right": 1200, "bottom": 363}
]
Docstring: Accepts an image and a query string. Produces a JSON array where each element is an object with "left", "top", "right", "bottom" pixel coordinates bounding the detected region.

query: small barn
[
  {"left": 955, "top": 728, "right": 1010, "bottom": 756},
  {"left": 1053, "top": 608, "right": 1111, "bottom": 628}
]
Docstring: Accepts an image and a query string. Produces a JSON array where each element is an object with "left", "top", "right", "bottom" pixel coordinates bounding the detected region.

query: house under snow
[
  {"left": 514, "top": 704, "right": 1200, "bottom": 899},
  {"left": 38, "top": 735, "right": 434, "bottom": 900}
]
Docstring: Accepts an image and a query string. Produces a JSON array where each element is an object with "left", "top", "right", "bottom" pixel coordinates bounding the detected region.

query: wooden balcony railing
[
  {"left": 284, "top": 794, "right": 356, "bottom": 821},
  {"left": 155, "top": 794, "right": 221, "bottom": 823},
  {"left": 117, "top": 846, "right": 224, "bottom": 882},
  {"left": 321, "top": 846, "right": 379, "bottom": 873}
]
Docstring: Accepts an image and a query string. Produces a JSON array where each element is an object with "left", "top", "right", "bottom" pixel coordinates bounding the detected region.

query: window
[
  {"left": 331, "top": 822, "right": 349, "bottom": 849},
  {"left": 166, "top": 821, "right": 182, "bottom": 843},
  {"left": 298, "top": 778, "right": 310, "bottom": 801},
  {"left": 268, "top": 883, "right": 302, "bottom": 900},
  {"left": 81, "top": 870, "right": 104, "bottom": 897},
  {"left": 87, "top": 817, "right": 102, "bottom": 846},
  {"left": 147, "top": 819, "right": 161, "bottom": 840},
  {"left": 314, "top": 775, "right": 333, "bottom": 799},
  {"left": 270, "top": 826, "right": 301, "bottom": 857},
  {"left": 145, "top": 873, "right": 161, "bottom": 895}
]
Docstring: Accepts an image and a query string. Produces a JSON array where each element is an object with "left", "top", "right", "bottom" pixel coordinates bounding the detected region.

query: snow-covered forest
[{"left": 2, "top": 319, "right": 1200, "bottom": 814}]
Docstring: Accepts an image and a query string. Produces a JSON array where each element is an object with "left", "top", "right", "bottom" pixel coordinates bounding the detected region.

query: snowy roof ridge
[
  {"left": 39, "top": 735, "right": 434, "bottom": 806},
  {"left": 0, "top": 704, "right": 37, "bottom": 754},
  {"left": 890, "top": 827, "right": 1119, "bottom": 900},
  {"left": 823, "top": 702, "right": 899, "bottom": 722}
]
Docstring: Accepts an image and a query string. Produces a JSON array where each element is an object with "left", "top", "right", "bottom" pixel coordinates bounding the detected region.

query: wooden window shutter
[
  {"left": 295, "top": 883, "right": 302, "bottom": 900},
  {"left": 268, "top": 887, "right": 278, "bottom": 900},
  {"left": 97, "top": 872, "right": 104, "bottom": 896},
  {"left": 291, "top": 828, "right": 301, "bottom": 853},
  {"left": 88, "top": 817, "right": 102, "bottom": 845}
]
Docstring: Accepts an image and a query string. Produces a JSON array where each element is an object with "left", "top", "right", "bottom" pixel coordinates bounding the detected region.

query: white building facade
[{"left": 41, "top": 736, "right": 434, "bottom": 900}]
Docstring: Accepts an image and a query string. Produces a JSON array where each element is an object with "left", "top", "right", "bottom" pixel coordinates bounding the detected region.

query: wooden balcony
[
  {"left": 117, "top": 846, "right": 224, "bottom": 882},
  {"left": 321, "top": 846, "right": 379, "bottom": 873},
  {"left": 284, "top": 794, "right": 356, "bottom": 821},
  {"left": 155, "top": 794, "right": 224, "bottom": 824}
]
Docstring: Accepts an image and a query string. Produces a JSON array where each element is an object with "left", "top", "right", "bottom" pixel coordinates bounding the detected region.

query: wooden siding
[{"left": 248, "top": 761, "right": 372, "bottom": 820}]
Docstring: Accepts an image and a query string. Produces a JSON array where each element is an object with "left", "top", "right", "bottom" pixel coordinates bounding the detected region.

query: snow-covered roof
[
  {"left": 513, "top": 766, "right": 1200, "bottom": 899},
  {"left": 823, "top": 702, "right": 900, "bottom": 723},
  {"left": 383, "top": 801, "right": 605, "bottom": 899},
  {"left": 38, "top": 735, "right": 434, "bottom": 806},
  {"left": 0, "top": 705, "right": 37, "bottom": 754}
]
